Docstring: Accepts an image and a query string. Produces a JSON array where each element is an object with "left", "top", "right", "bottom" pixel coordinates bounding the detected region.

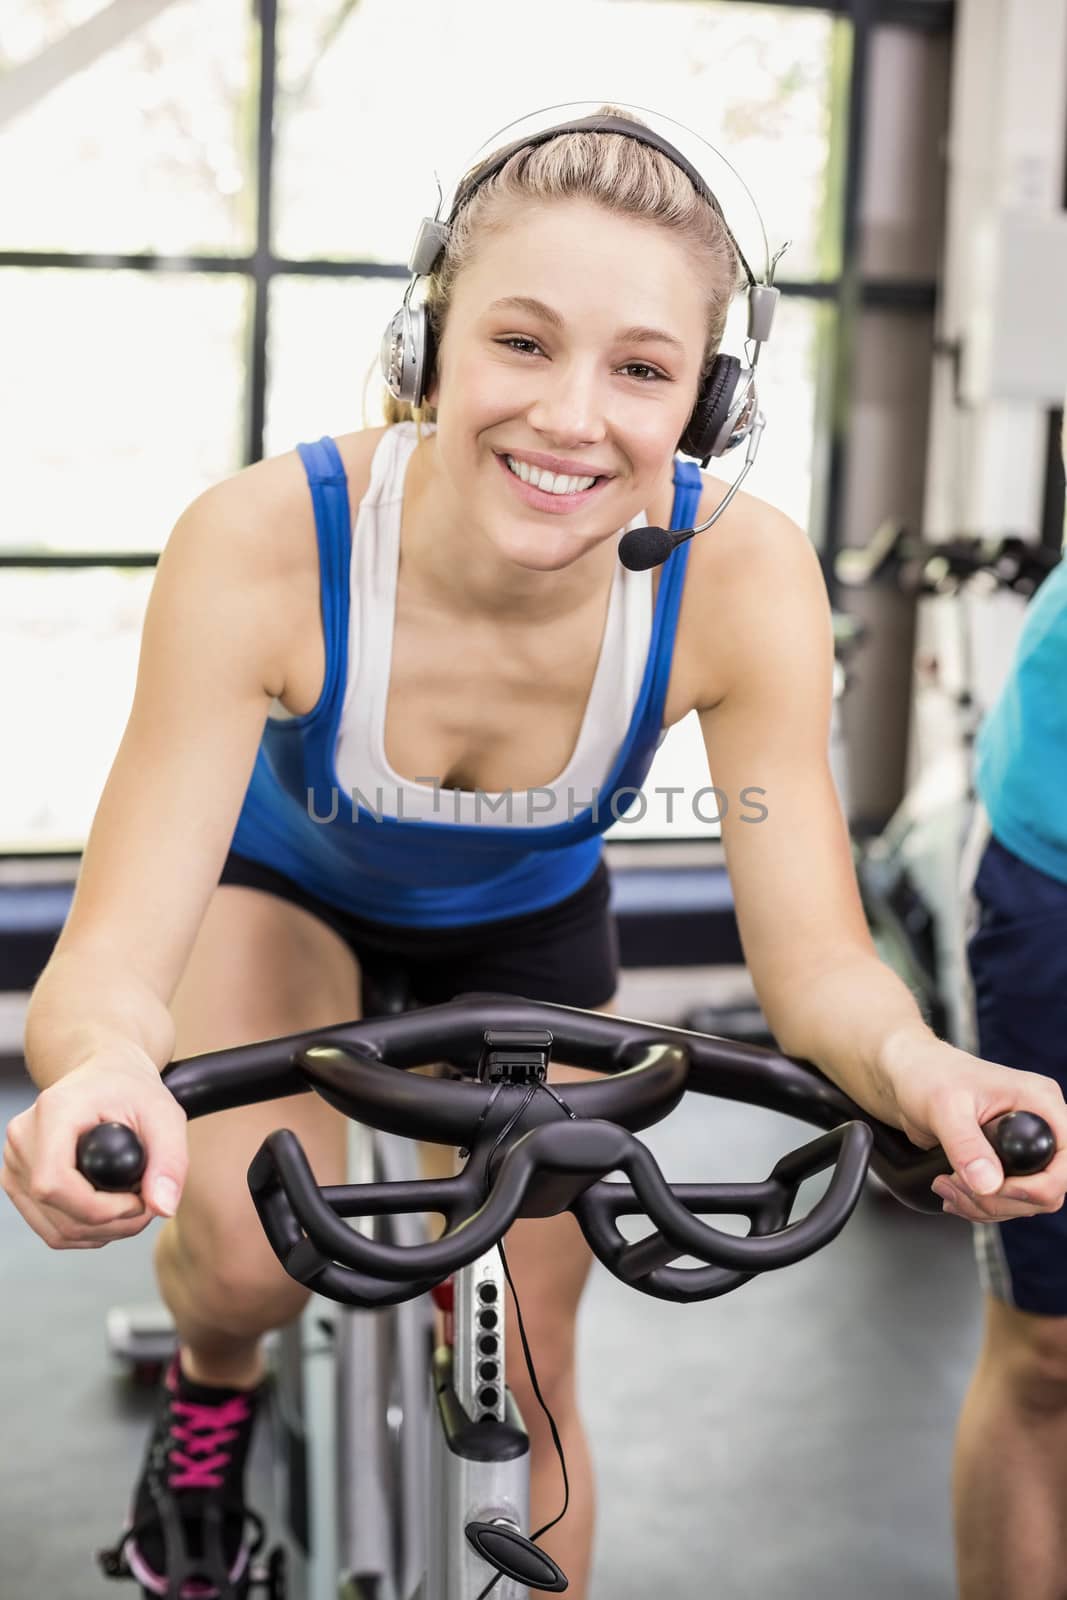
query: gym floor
[{"left": 1, "top": 969, "right": 982, "bottom": 1600}]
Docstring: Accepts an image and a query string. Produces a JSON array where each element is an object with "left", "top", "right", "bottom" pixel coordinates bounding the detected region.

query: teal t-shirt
[{"left": 976, "top": 555, "right": 1067, "bottom": 884}]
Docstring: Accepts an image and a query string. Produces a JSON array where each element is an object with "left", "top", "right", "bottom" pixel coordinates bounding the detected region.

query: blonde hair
[{"left": 362, "top": 105, "right": 744, "bottom": 437}]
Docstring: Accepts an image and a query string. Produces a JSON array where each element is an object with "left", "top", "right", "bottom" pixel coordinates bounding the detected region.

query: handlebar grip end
[
  {"left": 76, "top": 1122, "right": 147, "bottom": 1192},
  {"left": 987, "top": 1111, "right": 1056, "bottom": 1178}
]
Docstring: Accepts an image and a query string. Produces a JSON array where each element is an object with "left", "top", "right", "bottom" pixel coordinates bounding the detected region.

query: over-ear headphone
[{"left": 380, "top": 103, "right": 782, "bottom": 469}]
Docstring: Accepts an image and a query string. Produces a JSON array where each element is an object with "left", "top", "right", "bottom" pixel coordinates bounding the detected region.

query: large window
[
  {"left": 0, "top": 0, "right": 255, "bottom": 255},
  {"left": 0, "top": 0, "right": 939, "bottom": 852}
]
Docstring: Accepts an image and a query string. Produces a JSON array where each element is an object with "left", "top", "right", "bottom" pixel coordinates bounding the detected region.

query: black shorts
[
  {"left": 218, "top": 850, "right": 619, "bottom": 1013},
  {"left": 966, "top": 828, "right": 1067, "bottom": 1315}
]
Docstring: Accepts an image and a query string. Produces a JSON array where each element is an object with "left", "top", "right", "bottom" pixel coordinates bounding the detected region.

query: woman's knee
[
  {"left": 985, "top": 1298, "right": 1067, "bottom": 1412},
  {"left": 156, "top": 1201, "right": 310, "bottom": 1335},
  {"left": 156, "top": 1084, "right": 350, "bottom": 1336}
]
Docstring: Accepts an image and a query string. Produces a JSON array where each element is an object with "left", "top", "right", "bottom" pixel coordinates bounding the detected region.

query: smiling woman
[
  {"left": 15, "top": 61, "right": 1066, "bottom": 1600},
  {"left": 15, "top": 105, "right": 766, "bottom": 1600},
  {"left": 433, "top": 186, "right": 707, "bottom": 535},
  {"left": 13, "top": 6, "right": 1046, "bottom": 1600}
]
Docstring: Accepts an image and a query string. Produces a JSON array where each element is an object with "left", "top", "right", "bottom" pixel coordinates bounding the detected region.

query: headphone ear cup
[
  {"left": 678, "top": 354, "right": 742, "bottom": 462},
  {"left": 380, "top": 303, "right": 436, "bottom": 407}
]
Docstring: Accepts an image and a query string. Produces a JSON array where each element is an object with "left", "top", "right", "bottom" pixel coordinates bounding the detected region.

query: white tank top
[{"left": 271, "top": 422, "right": 655, "bottom": 829}]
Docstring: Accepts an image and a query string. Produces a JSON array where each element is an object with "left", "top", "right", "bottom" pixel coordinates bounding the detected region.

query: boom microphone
[
  {"left": 617, "top": 524, "right": 687, "bottom": 571},
  {"left": 618, "top": 414, "right": 766, "bottom": 571}
]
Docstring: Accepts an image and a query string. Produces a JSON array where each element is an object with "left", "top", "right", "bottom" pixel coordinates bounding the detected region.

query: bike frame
[{"left": 271, "top": 1123, "right": 532, "bottom": 1600}]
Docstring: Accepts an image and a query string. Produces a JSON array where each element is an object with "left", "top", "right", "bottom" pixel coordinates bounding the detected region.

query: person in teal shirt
[{"left": 953, "top": 423, "right": 1067, "bottom": 1599}]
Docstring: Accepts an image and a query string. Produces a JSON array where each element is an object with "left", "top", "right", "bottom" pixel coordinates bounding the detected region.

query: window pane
[
  {"left": 0, "top": 269, "right": 249, "bottom": 552},
  {"left": 605, "top": 711, "right": 724, "bottom": 844},
  {"left": 0, "top": 0, "right": 255, "bottom": 254},
  {"left": 265, "top": 275, "right": 404, "bottom": 456},
  {"left": 275, "top": 0, "right": 839, "bottom": 280},
  {"left": 721, "top": 292, "right": 830, "bottom": 535},
  {"left": 1, "top": 569, "right": 152, "bottom": 851}
]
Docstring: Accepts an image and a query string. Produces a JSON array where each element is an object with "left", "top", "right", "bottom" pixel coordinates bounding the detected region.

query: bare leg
[
  {"left": 954, "top": 1295, "right": 1067, "bottom": 1599},
  {"left": 152, "top": 883, "right": 359, "bottom": 1387}
]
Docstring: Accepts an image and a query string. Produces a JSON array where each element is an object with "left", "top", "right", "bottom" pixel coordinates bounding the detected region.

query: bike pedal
[
  {"left": 465, "top": 1521, "right": 568, "bottom": 1591},
  {"left": 96, "top": 1543, "right": 132, "bottom": 1581}
]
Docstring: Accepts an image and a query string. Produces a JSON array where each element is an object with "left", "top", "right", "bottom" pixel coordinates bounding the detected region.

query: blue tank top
[
  {"left": 975, "top": 554, "right": 1067, "bottom": 885},
  {"left": 228, "top": 436, "right": 703, "bottom": 926}
]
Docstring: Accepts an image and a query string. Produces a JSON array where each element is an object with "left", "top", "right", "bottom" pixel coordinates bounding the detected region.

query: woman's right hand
[{"left": 0, "top": 1044, "right": 188, "bottom": 1249}]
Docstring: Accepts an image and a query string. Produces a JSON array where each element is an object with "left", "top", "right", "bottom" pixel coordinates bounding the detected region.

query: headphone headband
[
  {"left": 407, "top": 111, "right": 780, "bottom": 346},
  {"left": 448, "top": 114, "right": 759, "bottom": 291}
]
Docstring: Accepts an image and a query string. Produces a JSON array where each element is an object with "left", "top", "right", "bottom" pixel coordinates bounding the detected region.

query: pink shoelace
[{"left": 167, "top": 1390, "right": 252, "bottom": 1491}]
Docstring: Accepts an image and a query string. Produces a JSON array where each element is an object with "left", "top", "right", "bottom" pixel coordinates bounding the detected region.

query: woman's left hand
[{"left": 882, "top": 1032, "right": 1067, "bottom": 1222}]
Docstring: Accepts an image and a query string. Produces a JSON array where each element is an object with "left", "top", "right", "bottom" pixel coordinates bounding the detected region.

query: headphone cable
[{"left": 472, "top": 1081, "right": 575, "bottom": 1599}]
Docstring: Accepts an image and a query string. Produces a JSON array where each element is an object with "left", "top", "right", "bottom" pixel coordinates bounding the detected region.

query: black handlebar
[{"left": 75, "top": 994, "right": 1056, "bottom": 1309}]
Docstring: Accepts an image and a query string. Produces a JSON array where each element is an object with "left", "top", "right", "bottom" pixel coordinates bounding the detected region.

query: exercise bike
[{"left": 79, "top": 991, "right": 1054, "bottom": 1598}]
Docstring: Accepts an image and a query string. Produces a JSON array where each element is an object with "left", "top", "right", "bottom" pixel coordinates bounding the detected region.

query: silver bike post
[
  {"left": 427, "top": 1247, "right": 531, "bottom": 1600},
  {"left": 336, "top": 1124, "right": 434, "bottom": 1600}
]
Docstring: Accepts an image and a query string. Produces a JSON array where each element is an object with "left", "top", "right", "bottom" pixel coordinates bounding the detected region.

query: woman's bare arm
[
  {"left": 693, "top": 503, "right": 897, "bottom": 1100},
  {"left": 24, "top": 463, "right": 304, "bottom": 1090},
  {"left": 693, "top": 501, "right": 1067, "bottom": 1218}
]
